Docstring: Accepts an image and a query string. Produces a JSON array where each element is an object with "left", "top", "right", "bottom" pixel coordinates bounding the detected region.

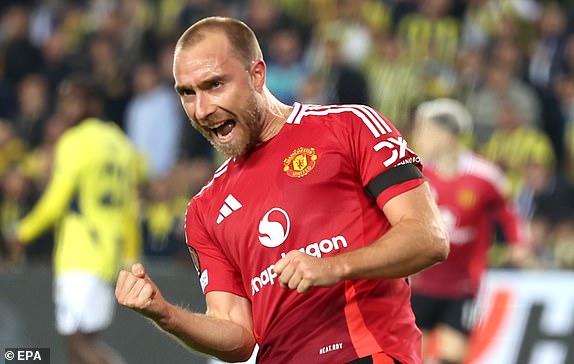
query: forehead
[{"left": 173, "top": 32, "right": 240, "bottom": 84}]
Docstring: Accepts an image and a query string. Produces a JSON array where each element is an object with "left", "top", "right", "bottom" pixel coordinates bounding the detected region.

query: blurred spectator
[
  {"left": 0, "top": 120, "right": 26, "bottom": 178},
  {"left": 546, "top": 72, "right": 574, "bottom": 168},
  {"left": 125, "top": 61, "right": 183, "bottom": 178},
  {"left": 13, "top": 74, "right": 51, "bottom": 149},
  {"left": 465, "top": 58, "right": 540, "bottom": 146},
  {"left": 1, "top": 5, "right": 45, "bottom": 89},
  {"left": 0, "top": 167, "right": 32, "bottom": 266},
  {"left": 481, "top": 100, "right": 555, "bottom": 197},
  {"left": 565, "top": 115, "right": 574, "bottom": 183},
  {"left": 83, "top": 33, "right": 131, "bottom": 127},
  {"left": 461, "top": 0, "right": 540, "bottom": 51},
  {"left": 0, "top": 120, "right": 29, "bottom": 266},
  {"left": 563, "top": 34, "right": 574, "bottom": 75},
  {"left": 0, "top": 5, "right": 45, "bottom": 118},
  {"left": 527, "top": 2, "right": 569, "bottom": 92},
  {"left": 309, "top": 0, "right": 374, "bottom": 68},
  {"left": 57, "top": 3, "right": 90, "bottom": 57},
  {"left": 265, "top": 28, "right": 308, "bottom": 105},
  {"left": 307, "top": 36, "right": 369, "bottom": 105},
  {"left": 177, "top": 0, "right": 238, "bottom": 37},
  {"left": 365, "top": 33, "right": 424, "bottom": 133},
  {"left": 142, "top": 159, "right": 212, "bottom": 262},
  {"left": 244, "top": 0, "right": 294, "bottom": 56},
  {"left": 141, "top": 175, "right": 184, "bottom": 260},
  {"left": 296, "top": 73, "right": 327, "bottom": 104},
  {"left": 0, "top": 167, "right": 53, "bottom": 265},
  {"left": 19, "top": 115, "right": 69, "bottom": 194},
  {"left": 515, "top": 156, "right": 574, "bottom": 270},
  {"left": 41, "top": 29, "right": 75, "bottom": 103},
  {"left": 453, "top": 48, "right": 484, "bottom": 104},
  {"left": 490, "top": 37, "right": 527, "bottom": 79},
  {"left": 396, "top": 0, "right": 460, "bottom": 66}
]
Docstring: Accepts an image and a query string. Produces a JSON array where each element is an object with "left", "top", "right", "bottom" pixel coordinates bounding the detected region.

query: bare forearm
[
  {"left": 330, "top": 217, "right": 449, "bottom": 280},
  {"left": 155, "top": 304, "right": 255, "bottom": 362}
]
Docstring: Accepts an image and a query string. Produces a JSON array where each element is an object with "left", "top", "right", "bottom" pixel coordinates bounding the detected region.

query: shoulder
[
  {"left": 289, "top": 103, "right": 394, "bottom": 135},
  {"left": 460, "top": 151, "right": 504, "bottom": 190},
  {"left": 192, "top": 158, "right": 233, "bottom": 201}
]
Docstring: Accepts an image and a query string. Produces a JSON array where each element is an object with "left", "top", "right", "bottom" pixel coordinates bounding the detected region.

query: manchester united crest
[
  {"left": 283, "top": 147, "right": 318, "bottom": 178},
  {"left": 457, "top": 188, "right": 477, "bottom": 209}
]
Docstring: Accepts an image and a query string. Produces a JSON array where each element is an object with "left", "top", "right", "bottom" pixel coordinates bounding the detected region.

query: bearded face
[
  {"left": 173, "top": 31, "right": 267, "bottom": 158},
  {"left": 189, "top": 89, "right": 264, "bottom": 157}
]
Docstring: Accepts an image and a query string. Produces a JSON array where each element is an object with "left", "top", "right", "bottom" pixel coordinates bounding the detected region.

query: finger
[
  {"left": 287, "top": 271, "right": 302, "bottom": 290},
  {"left": 136, "top": 282, "right": 155, "bottom": 307},
  {"left": 127, "top": 278, "right": 147, "bottom": 306},
  {"left": 131, "top": 262, "right": 146, "bottom": 278},
  {"left": 297, "top": 278, "right": 312, "bottom": 293},
  {"left": 116, "top": 272, "right": 140, "bottom": 303},
  {"left": 274, "top": 250, "right": 300, "bottom": 273},
  {"left": 273, "top": 258, "right": 287, "bottom": 274},
  {"left": 278, "top": 264, "right": 295, "bottom": 285},
  {"left": 115, "top": 270, "right": 129, "bottom": 297}
]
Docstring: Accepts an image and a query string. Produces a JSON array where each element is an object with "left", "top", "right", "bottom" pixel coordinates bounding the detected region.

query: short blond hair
[{"left": 176, "top": 16, "right": 263, "bottom": 68}]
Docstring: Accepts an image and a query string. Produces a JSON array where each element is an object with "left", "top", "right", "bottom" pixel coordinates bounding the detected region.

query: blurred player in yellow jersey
[{"left": 7, "top": 76, "right": 145, "bottom": 364}]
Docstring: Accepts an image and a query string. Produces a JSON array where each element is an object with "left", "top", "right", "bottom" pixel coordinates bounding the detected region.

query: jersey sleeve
[
  {"left": 185, "top": 198, "right": 246, "bottom": 297},
  {"left": 344, "top": 105, "right": 424, "bottom": 208},
  {"left": 17, "top": 131, "right": 80, "bottom": 243}
]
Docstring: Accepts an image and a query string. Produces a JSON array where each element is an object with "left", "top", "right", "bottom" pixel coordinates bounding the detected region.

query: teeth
[{"left": 209, "top": 122, "right": 225, "bottom": 130}]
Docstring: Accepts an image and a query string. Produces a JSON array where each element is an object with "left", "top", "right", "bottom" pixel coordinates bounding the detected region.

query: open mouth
[{"left": 210, "top": 119, "right": 236, "bottom": 141}]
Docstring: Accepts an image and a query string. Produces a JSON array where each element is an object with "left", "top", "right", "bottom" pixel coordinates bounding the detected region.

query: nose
[{"left": 194, "top": 91, "right": 216, "bottom": 122}]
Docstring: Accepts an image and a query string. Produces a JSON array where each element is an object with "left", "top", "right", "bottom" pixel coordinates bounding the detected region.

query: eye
[
  {"left": 176, "top": 86, "right": 195, "bottom": 97},
  {"left": 212, "top": 80, "right": 223, "bottom": 89},
  {"left": 182, "top": 88, "right": 195, "bottom": 96}
]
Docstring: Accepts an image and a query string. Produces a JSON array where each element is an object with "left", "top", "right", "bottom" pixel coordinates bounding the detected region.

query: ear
[{"left": 250, "top": 59, "right": 266, "bottom": 92}]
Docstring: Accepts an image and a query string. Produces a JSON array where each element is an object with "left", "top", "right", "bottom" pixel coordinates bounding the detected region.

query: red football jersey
[
  {"left": 186, "top": 103, "right": 425, "bottom": 363},
  {"left": 410, "top": 152, "right": 523, "bottom": 299}
]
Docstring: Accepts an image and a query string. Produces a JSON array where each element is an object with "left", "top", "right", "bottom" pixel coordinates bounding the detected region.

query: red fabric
[
  {"left": 410, "top": 152, "right": 523, "bottom": 298},
  {"left": 186, "top": 103, "right": 423, "bottom": 363}
]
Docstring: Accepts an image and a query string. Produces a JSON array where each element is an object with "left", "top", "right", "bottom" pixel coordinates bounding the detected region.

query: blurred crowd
[{"left": 0, "top": 0, "right": 574, "bottom": 271}]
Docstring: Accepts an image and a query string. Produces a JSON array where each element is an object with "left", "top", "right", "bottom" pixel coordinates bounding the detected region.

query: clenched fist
[
  {"left": 273, "top": 251, "right": 342, "bottom": 293},
  {"left": 115, "top": 263, "right": 170, "bottom": 323}
]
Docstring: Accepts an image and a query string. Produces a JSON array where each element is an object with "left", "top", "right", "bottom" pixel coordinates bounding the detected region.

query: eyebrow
[{"left": 174, "top": 75, "right": 225, "bottom": 96}]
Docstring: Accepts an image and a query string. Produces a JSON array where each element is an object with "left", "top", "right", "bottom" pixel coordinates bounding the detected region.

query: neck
[
  {"left": 431, "top": 146, "right": 461, "bottom": 177},
  {"left": 258, "top": 87, "right": 292, "bottom": 143}
]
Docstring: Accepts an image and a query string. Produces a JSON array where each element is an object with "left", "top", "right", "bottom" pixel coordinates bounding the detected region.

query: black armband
[{"left": 365, "top": 163, "right": 424, "bottom": 200}]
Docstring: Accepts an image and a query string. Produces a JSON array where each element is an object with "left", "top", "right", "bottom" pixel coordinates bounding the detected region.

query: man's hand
[
  {"left": 4, "top": 226, "right": 25, "bottom": 264},
  {"left": 273, "top": 251, "right": 342, "bottom": 293},
  {"left": 115, "top": 263, "right": 171, "bottom": 323}
]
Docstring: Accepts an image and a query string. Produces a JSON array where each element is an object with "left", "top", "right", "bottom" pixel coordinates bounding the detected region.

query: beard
[{"left": 190, "top": 93, "right": 263, "bottom": 158}]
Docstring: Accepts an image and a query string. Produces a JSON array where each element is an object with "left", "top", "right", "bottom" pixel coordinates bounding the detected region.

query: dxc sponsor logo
[{"left": 373, "top": 136, "right": 414, "bottom": 167}]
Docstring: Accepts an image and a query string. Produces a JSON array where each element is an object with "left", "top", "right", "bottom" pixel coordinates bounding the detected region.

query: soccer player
[
  {"left": 115, "top": 17, "right": 449, "bottom": 364},
  {"left": 409, "top": 98, "right": 526, "bottom": 364},
  {"left": 7, "top": 76, "right": 143, "bottom": 364}
]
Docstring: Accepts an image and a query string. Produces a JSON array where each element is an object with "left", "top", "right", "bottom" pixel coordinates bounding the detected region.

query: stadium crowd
[{"left": 0, "top": 0, "right": 574, "bottom": 271}]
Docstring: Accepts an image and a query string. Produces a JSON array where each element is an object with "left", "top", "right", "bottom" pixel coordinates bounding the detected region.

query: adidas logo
[{"left": 217, "top": 194, "right": 242, "bottom": 224}]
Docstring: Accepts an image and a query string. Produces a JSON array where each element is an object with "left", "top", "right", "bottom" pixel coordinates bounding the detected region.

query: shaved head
[{"left": 175, "top": 16, "right": 263, "bottom": 69}]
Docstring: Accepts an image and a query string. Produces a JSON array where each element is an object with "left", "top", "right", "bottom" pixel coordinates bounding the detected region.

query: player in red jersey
[
  {"left": 115, "top": 17, "right": 449, "bottom": 364},
  {"left": 409, "top": 98, "right": 527, "bottom": 364}
]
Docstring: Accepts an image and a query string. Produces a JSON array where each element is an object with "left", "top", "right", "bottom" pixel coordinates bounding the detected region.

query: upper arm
[
  {"left": 382, "top": 181, "right": 444, "bottom": 229},
  {"left": 205, "top": 291, "right": 254, "bottom": 334}
]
